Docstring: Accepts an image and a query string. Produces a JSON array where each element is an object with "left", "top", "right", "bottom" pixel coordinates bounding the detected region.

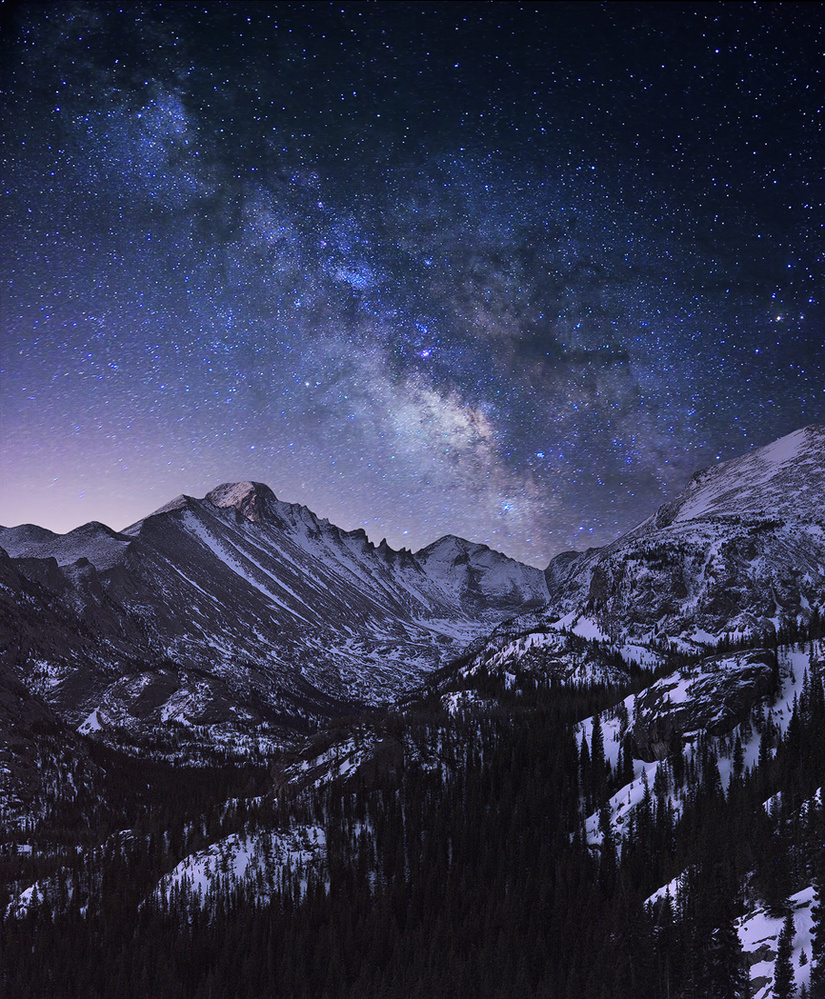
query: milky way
[{"left": 1, "top": 2, "right": 823, "bottom": 565}]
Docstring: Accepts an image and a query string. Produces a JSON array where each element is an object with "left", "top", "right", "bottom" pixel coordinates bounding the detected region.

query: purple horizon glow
[{"left": 1, "top": 2, "right": 823, "bottom": 567}]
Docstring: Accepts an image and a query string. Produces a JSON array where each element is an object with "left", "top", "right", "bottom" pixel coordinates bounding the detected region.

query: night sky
[{"left": 1, "top": 2, "right": 823, "bottom": 567}]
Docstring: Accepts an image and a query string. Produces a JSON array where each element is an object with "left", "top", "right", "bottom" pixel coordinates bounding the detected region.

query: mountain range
[
  {"left": 1, "top": 425, "right": 824, "bottom": 999},
  {"left": 1, "top": 426, "right": 823, "bottom": 768},
  {"left": 0, "top": 478, "right": 548, "bottom": 765}
]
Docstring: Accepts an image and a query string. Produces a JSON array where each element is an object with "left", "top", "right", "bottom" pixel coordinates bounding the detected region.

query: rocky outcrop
[{"left": 627, "top": 650, "right": 778, "bottom": 761}]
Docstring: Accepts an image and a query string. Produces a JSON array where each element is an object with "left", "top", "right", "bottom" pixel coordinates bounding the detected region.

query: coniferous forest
[{"left": 2, "top": 637, "right": 824, "bottom": 999}]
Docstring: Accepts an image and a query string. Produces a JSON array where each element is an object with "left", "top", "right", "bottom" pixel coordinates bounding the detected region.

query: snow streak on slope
[
  {"left": 181, "top": 509, "right": 314, "bottom": 624},
  {"left": 642, "top": 879, "right": 817, "bottom": 999},
  {"left": 0, "top": 480, "right": 549, "bottom": 757},
  {"left": 645, "top": 424, "right": 825, "bottom": 528}
]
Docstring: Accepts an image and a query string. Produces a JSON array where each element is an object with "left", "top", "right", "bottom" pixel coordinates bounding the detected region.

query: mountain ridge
[
  {"left": 639, "top": 423, "right": 825, "bottom": 531},
  {"left": 0, "top": 481, "right": 549, "bottom": 758},
  {"left": 1, "top": 426, "right": 822, "bottom": 762},
  {"left": 2, "top": 427, "right": 824, "bottom": 999}
]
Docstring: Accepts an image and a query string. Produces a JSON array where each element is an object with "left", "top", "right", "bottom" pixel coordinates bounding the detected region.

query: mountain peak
[
  {"left": 648, "top": 424, "right": 825, "bottom": 529},
  {"left": 417, "top": 535, "right": 488, "bottom": 561},
  {"left": 205, "top": 481, "right": 277, "bottom": 522}
]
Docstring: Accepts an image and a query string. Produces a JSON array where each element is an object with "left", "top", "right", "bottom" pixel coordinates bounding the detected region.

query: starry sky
[{"left": 1, "top": 1, "right": 823, "bottom": 567}]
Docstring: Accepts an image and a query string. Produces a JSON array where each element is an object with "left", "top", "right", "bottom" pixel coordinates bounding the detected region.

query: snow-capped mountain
[
  {"left": 452, "top": 426, "right": 825, "bottom": 687},
  {"left": 638, "top": 424, "right": 825, "bottom": 529},
  {"left": 0, "top": 481, "right": 547, "bottom": 758},
  {"left": 3, "top": 429, "right": 824, "bottom": 999}
]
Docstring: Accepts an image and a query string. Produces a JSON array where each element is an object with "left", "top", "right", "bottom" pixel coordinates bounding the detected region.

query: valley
[{"left": 1, "top": 426, "right": 824, "bottom": 998}]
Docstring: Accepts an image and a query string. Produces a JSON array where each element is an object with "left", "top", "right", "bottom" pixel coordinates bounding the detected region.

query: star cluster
[{"left": 1, "top": 2, "right": 823, "bottom": 565}]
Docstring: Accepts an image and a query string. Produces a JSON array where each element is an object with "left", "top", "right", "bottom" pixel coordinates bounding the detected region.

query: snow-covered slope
[
  {"left": 448, "top": 427, "right": 825, "bottom": 691},
  {"left": 737, "top": 886, "right": 816, "bottom": 999},
  {"left": 150, "top": 824, "right": 328, "bottom": 915},
  {"left": 0, "top": 482, "right": 547, "bottom": 758},
  {"left": 642, "top": 424, "right": 825, "bottom": 529}
]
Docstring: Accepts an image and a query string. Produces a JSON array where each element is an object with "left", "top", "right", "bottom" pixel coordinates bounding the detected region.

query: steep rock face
[
  {"left": 442, "top": 427, "right": 824, "bottom": 752},
  {"left": 0, "top": 484, "right": 548, "bottom": 757},
  {"left": 627, "top": 650, "right": 778, "bottom": 761},
  {"left": 477, "top": 427, "right": 825, "bottom": 665},
  {"left": 544, "top": 549, "right": 585, "bottom": 592},
  {"left": 0, "top": 547, "right": 142, "bottom": 719},
  {"left": 544, "top": 519, "right": 825, "bottom": 646}
]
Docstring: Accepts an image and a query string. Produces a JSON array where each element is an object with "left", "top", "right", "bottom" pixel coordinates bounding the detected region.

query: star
[{"left": 1, "top": 2, "right": 823, "bottom": 566}]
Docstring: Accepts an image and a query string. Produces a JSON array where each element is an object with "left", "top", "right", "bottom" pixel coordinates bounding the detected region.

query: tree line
[{"left": 1, "top": 647, "right": 824, "bottom": 998}]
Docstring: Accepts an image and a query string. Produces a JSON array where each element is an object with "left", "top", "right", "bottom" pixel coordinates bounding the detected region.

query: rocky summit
[{"left": 0, "top": 480, "right": 548, "bottom": 762}]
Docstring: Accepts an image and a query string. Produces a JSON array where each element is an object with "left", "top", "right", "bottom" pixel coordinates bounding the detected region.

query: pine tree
[
  {"left": 731, "top": 733, "right": 745, "bottom": 790},
  {"left": 705, "top": 917, "right": 749, "bottom": 999},
  {"left": 591, "top": 712, "right": 607, "bottom": 803},
  {"left": 773, "top": 911, "right": 795, "bottom": 999},
  {"left": 580, "top": 733, "right": 592, "bottom": 811},
  {"left": 811, "top": 802, "right": 825, "bottom": 999}
]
